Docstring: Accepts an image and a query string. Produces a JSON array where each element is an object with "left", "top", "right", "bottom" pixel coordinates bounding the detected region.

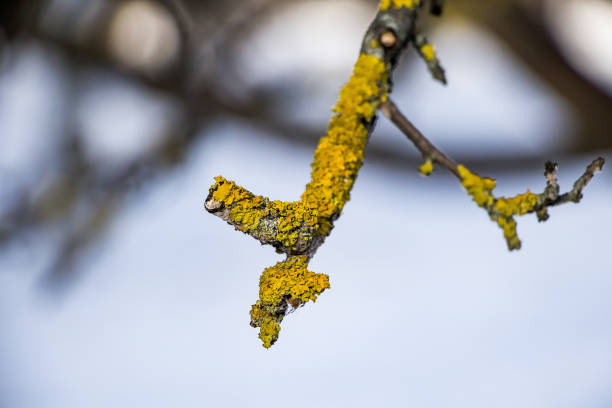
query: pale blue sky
[{"left": 1, "top": 2, "right": 612, "bottom": 407}]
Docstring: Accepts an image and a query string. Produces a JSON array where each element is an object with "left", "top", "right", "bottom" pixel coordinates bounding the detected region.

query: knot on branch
[{"left": 458, "top": 158, "right": 605, "bottom": 250}]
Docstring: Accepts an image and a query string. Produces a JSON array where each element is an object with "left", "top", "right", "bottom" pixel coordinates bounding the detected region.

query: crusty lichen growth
[
  {"left": 414, "top": 35, "right": 446, "bottom": 84},
  {"left": 420, "top": 44, "right": 436, "bottom": 62},
  {"left": 380, "top": 0, "right": 420, "bottom": 10},
  {"left": 419, "top": 158, "right": 434, "bottom": 176},
  {"left": 249, "top": 256, "right": 330, "bottom": 348},
  {"left": 205, "top": 0, "right": 603, "bottom": 349},
  {"left": 459, "top": 165, "right": 541, "bottom": 250},
  {"left": 301, "top": 54, "right": 388, "bottom": 219},
  {"left": 259, "top": 256, "right": 330, "bottom": 306},
  {"left": 210, "top": 176, "right": 266, "bottom": 233},
  {"left": 207, "top": 53, "right": 391, "bottom": 347},
  {"left": 459, "top": 165, "right": 496, "bottom": 207},
  {"left": 208, "top": 177, "right": 320, "bottom": 250},
  {"left": 205, "top": 0, "right": 446, "bottom": 348},
  {"left": 207, "top": 53, "right": 389, "bottom": 255}
]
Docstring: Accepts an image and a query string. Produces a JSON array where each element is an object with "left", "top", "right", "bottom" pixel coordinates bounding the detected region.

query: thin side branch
[
  {"left": 534, "top": 157, "right": 605, "bottom": 221},
  {"left": 381, "top": 98, "right": 459, "bottom": 178},
  {"left": 382, "top": 97, "right": 604, "bottom": 251}
]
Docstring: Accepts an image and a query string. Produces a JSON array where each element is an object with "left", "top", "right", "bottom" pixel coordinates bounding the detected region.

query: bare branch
[{"left": 381, "top": 98, "right": 459, "bottom": 178}]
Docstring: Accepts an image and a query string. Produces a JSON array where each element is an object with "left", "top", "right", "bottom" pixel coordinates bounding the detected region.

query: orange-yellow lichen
[
  {"left": 210, "top": 52, "right": 390, "bottom": 347},
  {"left": 380, "top": 0, "right": 419, "bottom": 10},
  {"left": 210, "top": 176, "right": 251, "bottom": 207},
  {"left": 493, "top": 191, "right": 539, "bottom": 217},
  {"left": 211, "top": 47, "right": 391, "bottom": 248},
  {"left": 249, "top": 301, "right": 282, "bottom": 349},
  {"left": 270, "top": 200, "right": 318, "bottom": 248},
  {"left": 209, "top": 176, "right": 267, "bottom": 233},
  {"left": 458, "top": 165, "right": 496, "bottom": 208},
  {"left": 209, "top": 178, "right": 323, "bottom": 249},
  {"left": 419, "top": 158, "right": 434, "bottom": 176},
  {"left": 420, "top": 44, "right": 436, "bottom": 62},
  {"left": 301, "top": 53, "right": 388, "bottom": 219},
  {"left": 250, "top": 256, "right": 330, "bottom": 348},
  {"left": 259, "top": 256, "right": 329, "bottom": 305},
  {"left": 458, "top": 165, "right": 540, "bottom": 250},
  {"left": 497, "top": 216, "right": 520, "bottom": 250}
]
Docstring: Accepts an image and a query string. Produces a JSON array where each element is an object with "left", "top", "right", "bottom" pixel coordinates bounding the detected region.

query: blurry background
[{"left": 1, "top": 0, "right": 611, "bottom": 407}]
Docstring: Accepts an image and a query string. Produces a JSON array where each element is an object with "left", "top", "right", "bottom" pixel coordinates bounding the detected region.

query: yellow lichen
[
  {"left": 419, "top": 158, "right": 434, "bottom": 176},
  {"left": 420, "top": 44, "right": 436, "bottom": 62},
  {"left": 209, "top": 178, "right": 323, "bottom": 249},
  {"left": 270, "top": 200, "right": 319, "bottom": 248},
  {"left": 209, "top": 176, "right": 267, "bottom": 232},
  {"left": 210, "top": 176, "right": 251, "bottom": 207},
  {"left": 250, "top": 256, "right": 330, "bottom": 348},
  {"left": 458, "top": 165, "right": 496, "bottom": 208},
  {"left": 458, "top": 165, "right": 540, "bottom": 250},
  {"left": 493, "top": 191, "right": 539, "bottom": 217},
  {"left": 258, "top": 320, "right": 281, "bottom": 349},
  {"left": 497, "top": 217, "right": 520, "bottom": 250},
  {"left": 301, "top": 53, "right": 388, "bottom": 220},
  {"left": 249, "top": 301, "right": 282, "bottom": 349},
  {"left": 380, "top": 0, "right": 420, "bottom": 10},
  {"left": 259, "top": 256, "right": 330, "bottom": 306},
  {"left": 210, "top": 52, "right": 390, "bottom": 347}
]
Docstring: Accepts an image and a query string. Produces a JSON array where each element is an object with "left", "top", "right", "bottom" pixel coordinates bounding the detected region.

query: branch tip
[
  {"left": 458, "top": 157, "right": 605, "bottom": 250},
  {"left": 414, "top": 34, "right": 447, "bottom": 85},
  {"left": 204, "top": 197, "right": 222, "bottom": 212}
]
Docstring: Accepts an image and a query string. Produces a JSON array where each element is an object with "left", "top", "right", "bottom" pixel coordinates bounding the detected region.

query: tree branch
[
  {"left": 204, "top": 0, "right": 606, "bottom": 348},
  {"left": 205, "top": 0, "right": 428, "bottom": 348},
  {"left": 381, "top": 98, "right": 605, "bottom": 251},
  {"left": 381, "top": 98, "right": 459, "bottom": 178}
]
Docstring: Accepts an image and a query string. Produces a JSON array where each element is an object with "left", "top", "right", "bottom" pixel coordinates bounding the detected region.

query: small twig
[
  {"left": 537, "top": 157, "right": 605, "bottom": 209},
  {"left": 381, "top": 99, "right": 604, "bottom": 250},
  {"left": 381, "top": 98, "right": 460, "bottom": 178},
  {"left": 413, "top": 34, "right": 447, "bottom": 84}
]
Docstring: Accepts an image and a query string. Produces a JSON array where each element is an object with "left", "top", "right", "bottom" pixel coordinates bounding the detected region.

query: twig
[
  {"left": 382, "top": 98, "right": 604, "bottom": 251},
  {"left": 205, "top": 0, "right": 427, "bottom": 348},
  {"left": 381, "top": 98, "right": 459, "bottom": 178},
  {"left": 534, "top": 157, "right": 605, "bottom": 221},
  {"left": 204, "top": 0, "right": 606, "bottom": 347}
]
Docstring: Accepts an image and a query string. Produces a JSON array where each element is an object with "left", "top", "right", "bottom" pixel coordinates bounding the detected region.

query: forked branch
[
  {"left": 204, "top": 0, "right": 605, "bottom": 348},
  {"left": 381, "top": 98, "right": 604, "bottom": 250}
]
